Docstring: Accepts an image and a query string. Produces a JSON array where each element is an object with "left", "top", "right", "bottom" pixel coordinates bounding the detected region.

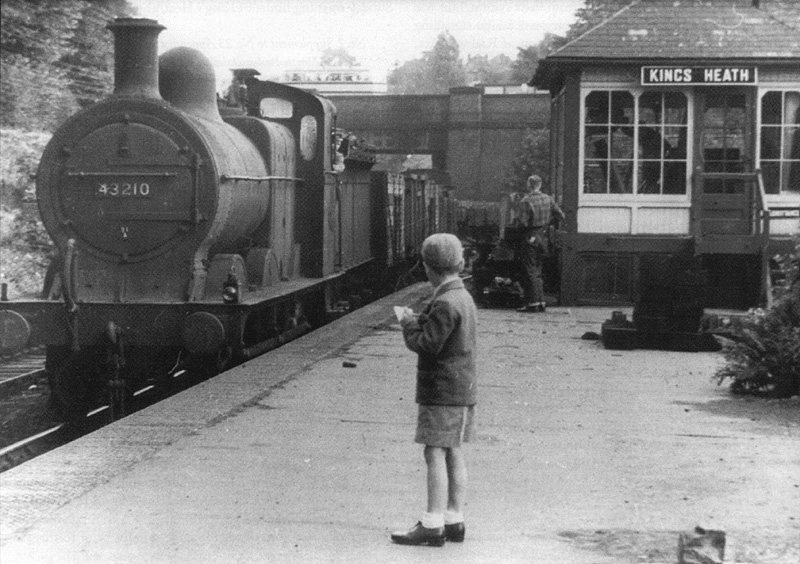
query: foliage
[
  {"left": 503, "top": 128, "right": 550, "bottom": 194},
  {"left": 715, "top": 238, "right": 800, "bottom": 398},
  {"left": 1, "top": 0, "right": 134, "bottom": 131},
  {"left": 0, "top": 129, "right": 51, "bottom": 206},
  {"left": 511, "top": 46, "right": 541, "bottom": 85},
  {"left": 511, "top": 34, "right": 567, "bottom": 85},
  {"left": 564, "top": 0, "right": 634, "bottom": 42},
  {"left": 465, "top": 54, "right": 513, "bottom": 85},
  {"left": 0, "top": 128, "right": 54, "bottom": 298},
  {"left": 388, "top": 32, "right": 467, "bottom": 94}
]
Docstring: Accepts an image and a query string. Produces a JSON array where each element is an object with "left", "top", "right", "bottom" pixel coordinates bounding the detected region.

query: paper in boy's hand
[{"left": 393, "top": 306, "right": 406, "bottom": 322}]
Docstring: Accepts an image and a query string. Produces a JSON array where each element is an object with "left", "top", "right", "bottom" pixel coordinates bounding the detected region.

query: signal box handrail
[
  {"left": 754, "top": 169, "right": 773, "bottom": 309},
  {"left": 698, "top": 171, "right": 760, "bottom": 180}
]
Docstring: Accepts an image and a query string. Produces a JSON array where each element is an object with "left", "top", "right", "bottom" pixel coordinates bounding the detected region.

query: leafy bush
[
  {"left": 715, "top": 237, "right": 800, "bottom": 398},
  {"left": 0, "top": 128, "right": 54, "bottom": 298}
]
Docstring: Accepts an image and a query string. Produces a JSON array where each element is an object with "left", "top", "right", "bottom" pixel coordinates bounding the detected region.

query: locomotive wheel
[{"left": 185, "top": 346, "right": 232, "bottom": 380}]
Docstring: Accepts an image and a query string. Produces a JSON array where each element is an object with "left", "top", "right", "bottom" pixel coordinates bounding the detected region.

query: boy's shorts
[{"left": 415, "top": 405, "right": 475, "bottom": 447}]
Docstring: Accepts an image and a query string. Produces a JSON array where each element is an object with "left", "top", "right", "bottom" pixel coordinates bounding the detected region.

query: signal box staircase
[
  {"left": 694, "top": 169, "right": 797, "bottom": 309},
  {"left": 602, "top": 170, "right": 796, "bottom": 351}
]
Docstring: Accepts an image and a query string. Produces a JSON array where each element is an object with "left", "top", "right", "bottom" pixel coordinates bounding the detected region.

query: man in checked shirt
[{"left": 516, "top": 174, "right": 565, "bottom": 313}]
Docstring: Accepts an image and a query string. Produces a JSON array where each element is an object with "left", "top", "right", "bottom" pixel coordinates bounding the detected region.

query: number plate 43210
[{"left": 96, "top": 180, "right": 153, "bottom": 198}]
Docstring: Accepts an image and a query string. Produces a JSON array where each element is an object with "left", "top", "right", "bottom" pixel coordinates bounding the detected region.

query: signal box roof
[{"left": 534, "top": 0, "right": 800, "bottom": 87}]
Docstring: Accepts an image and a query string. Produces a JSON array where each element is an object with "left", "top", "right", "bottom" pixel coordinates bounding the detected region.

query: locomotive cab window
[
  {"left": 260, "top": 97, "right": 293, "bottom": 119},
  {"left": 300, "top": 115, "right": 317, "bottom": 161}
]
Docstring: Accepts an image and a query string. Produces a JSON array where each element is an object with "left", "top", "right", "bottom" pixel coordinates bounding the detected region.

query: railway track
[
  {"left": 0, "top": 348, "right": 57, "bottom": 471},
  {"left": 0, "top": 287, "right": 399, "bottom": 472},
  {"left": 0, "top": 360, "right": 196, "bottom": 473},
  {"left": 0, "top": 349, "right": 46, "bottom": 397}
]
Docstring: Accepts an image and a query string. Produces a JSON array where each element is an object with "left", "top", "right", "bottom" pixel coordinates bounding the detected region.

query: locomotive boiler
[{"left": 0, "top": 18, "right": 388, "bottom": 418}]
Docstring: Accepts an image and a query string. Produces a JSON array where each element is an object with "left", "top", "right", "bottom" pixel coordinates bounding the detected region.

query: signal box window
[
  {"left": 760, "top": 90, "right": 800, "bottom": 194},
  {"left": 583, "top": 90, "right": 688, "bottom": 196},
  {"left": 638, "top": 92, "right": 688, "bottom": 195},
  {"left": 701, "top": 92, "right": 747, "bottom": 194},
  {"left": 584, "top": 91, "right": 634, "bottom": 194}
]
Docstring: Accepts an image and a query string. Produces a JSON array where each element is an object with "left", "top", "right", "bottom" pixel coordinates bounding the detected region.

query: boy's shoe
[
  {"left": 517, "top": 302, "right": 545, "bottom": 313},
  {"left": 445, "top": 522, "right": 465, "bottom": 542},
  {"left": 390, "top": 522, "right": 445, "bottom": 546}
]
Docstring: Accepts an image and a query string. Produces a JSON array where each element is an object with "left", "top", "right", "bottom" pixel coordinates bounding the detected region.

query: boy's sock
[
  {"left": 444, "top": 509, "right": 464, "bottom": 524},
  {"left": 421, "top": 511, "right": 445, "bottom": 529}
]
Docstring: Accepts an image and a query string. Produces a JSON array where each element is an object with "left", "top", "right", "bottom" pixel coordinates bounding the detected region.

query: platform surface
[{"left": 1, "top": 285, "right": 798, "bottom": 564}]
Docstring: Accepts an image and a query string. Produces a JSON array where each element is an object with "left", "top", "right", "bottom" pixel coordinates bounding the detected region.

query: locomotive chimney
[{"left": 107, "top": 18, "right": 165, "bottom": 98}]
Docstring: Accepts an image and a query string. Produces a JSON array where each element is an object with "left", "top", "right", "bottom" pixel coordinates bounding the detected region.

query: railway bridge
[{"left": 328, "top": 87, "right": 550, "bottom": 202}]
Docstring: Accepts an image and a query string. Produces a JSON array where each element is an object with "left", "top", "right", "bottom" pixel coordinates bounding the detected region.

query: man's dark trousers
[{"left": 519, "top": 228, "right": 547, "bottom": 305}]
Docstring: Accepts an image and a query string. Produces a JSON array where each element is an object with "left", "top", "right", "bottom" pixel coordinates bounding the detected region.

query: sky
[{"left": 130, "top": 0, "right": 585, "bottom": 87}]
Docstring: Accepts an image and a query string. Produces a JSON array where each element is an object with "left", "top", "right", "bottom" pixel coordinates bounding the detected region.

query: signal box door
[{"left": 694, "top": 88, "right": 755, "bottom": 236}]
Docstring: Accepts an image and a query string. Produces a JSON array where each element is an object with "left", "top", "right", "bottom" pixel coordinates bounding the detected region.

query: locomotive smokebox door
[{"left": 58, "top": 123, "right": 193, "bottom": 262}]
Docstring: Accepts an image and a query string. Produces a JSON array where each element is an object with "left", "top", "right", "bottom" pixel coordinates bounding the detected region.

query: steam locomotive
[{"left": 0, "top": 18, "right": 457, "bottom": 419}]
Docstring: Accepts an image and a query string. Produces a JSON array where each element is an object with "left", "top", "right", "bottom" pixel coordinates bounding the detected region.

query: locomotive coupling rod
[{"left": 219, "top": 175, "right": 305, "bottom": 184}]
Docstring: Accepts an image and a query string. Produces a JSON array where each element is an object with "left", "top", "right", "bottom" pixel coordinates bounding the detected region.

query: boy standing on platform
[{"left": 391, "top": 233, "right": 478, "bottom": 547}]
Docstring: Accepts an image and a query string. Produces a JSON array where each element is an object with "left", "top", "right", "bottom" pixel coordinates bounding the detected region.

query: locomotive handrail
[
  {"left": 62, "top": 239, "right": 81, "bottom": 352},
  {"left": 66, "top": 172, "right": 178, "bottom": 177},
  {"left": 219, "top": 175, "right": 305, "bottom": 183},
  {"left": 62, "top": 239, "right": 78, "bottom": 314}
]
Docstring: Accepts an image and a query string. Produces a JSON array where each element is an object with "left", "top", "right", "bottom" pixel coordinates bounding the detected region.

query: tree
[
  {"left": 510, "top": 46, "right": 540, "bottom": 85},
  {"left": 504, "top": 128, "right": 550, "bottom": 194},
  {"left": 1, "top": 0, "right": 77, "bottom": 129},
  {"left": 387, "top": 58, "right": 429, "bottom": 94},
  {"left": 59, "top": 0, "right": 133, "bottom": 109},
  {"left": 427, "top": 32, "right": 467, "bottom": 93},
  {"left": 511, "top": 33, "right": 568, "bottom": 85},
  {"left": 320, "top": 48, "right": 360, "bottom": 68},
  {"left": 0, "top": 0, "right": 134, "bottom": 130},
  {"left": 388, "top": 32, "right": 467, "bottom": 94},
  {"left": 565, "top": 0, "right": 633, "bottom": 42},
  {"left": 465, "top": 54, "right": 513, "bottom": 85}
]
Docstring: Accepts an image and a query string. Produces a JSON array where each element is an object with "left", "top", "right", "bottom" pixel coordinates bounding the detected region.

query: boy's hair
[
  {"left": 421, "top": 233, "right": 464, "bottom": 275},
  {"left": 527, "top": 174, "right": 542, "bottom": 191}
]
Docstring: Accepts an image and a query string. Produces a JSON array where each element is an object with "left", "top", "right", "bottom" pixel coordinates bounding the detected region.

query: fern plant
[{"left": 715, "top": 237, "right": 800, "bottom": 398}]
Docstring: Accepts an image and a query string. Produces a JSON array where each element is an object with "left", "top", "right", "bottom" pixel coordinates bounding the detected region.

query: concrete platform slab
[{"left": 1, "top": 286, "right": 798, "bottom": 564}]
